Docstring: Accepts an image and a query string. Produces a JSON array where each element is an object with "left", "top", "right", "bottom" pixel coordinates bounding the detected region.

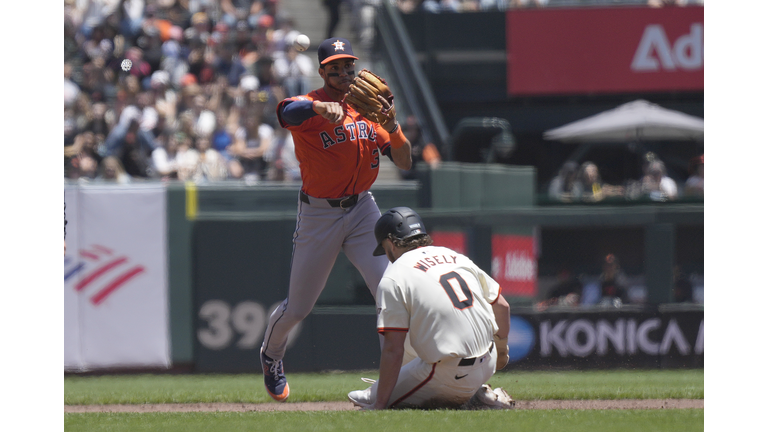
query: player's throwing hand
[{"left": 313, "top": 101, "right": 345, "bottom": 124}]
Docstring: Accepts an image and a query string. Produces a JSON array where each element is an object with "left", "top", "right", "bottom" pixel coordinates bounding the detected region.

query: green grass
[
  {"left": 64, "top": 410, "right": 704, "bottom": 432},
  {"left": 493, "top": 369, "right": 704, "bottom": 400},
  {"left": 65, "top": 369, "right": 703, "bottom": 405}
]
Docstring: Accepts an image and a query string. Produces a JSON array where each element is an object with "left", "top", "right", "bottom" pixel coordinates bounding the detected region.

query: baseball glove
[{"left": 343, "top": 69, "right": 396, "bottom": 124}]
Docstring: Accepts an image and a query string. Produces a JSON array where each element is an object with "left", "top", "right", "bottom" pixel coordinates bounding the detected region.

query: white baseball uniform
[{"left": 368, "top": 245, "right": 502, "bottom": 409}]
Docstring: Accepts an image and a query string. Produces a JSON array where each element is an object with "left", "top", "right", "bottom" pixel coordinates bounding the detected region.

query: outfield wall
[
  {"left": 191, "top": 302, "right": 703, "bottom": 373},
  {"left": 64, "top": 163, "right": 703, "bottom": 372}
]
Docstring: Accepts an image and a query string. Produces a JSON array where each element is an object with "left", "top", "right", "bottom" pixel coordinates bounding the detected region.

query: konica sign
[{"left": 505, "top": 309, "right": 703, "bottom": 369}]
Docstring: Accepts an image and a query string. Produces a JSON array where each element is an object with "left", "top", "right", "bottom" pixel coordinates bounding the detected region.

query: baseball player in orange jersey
[
  {"left": 348, "top": 207, "right": 514, "bottom": 410},
  {"left": 259, "top": 37, "right": 412, "bottom": 401}
]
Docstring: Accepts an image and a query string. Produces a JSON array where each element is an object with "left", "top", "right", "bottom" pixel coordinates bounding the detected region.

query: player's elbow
[
  {"left": 381, "top": 340, "right": 405, "bottom": 365},
  {"left": 395, "top": 150, "right": 412, "bottom": 170},
  {"left": 381, "top": 331, "right": 408, "bottom": 356}
]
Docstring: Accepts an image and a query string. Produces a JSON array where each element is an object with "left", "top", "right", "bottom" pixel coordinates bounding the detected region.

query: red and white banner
[
  {"left": 491, "top": 234, "right": 537, "bottom": 296},
  {"left": 64, "top": 185, "right": 169, "bottom": 371},
  {"left": 430, "top": 231, "right": 467, "bottom": 255},
  {"left": 430, "top": 231, "right": 537, "bottom": 296},
  {"left": 507, "top": 7, "right": 703, "bottom": 95}
]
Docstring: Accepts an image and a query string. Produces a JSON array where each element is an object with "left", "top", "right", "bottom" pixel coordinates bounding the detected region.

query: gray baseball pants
[{"left": 262, "top": 190, "right": 389, "bottom": 360}]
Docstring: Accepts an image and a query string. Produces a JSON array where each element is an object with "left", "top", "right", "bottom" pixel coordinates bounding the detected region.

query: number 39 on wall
[{"left": 197, "top": 300, "right": 302, "bottom": 351}]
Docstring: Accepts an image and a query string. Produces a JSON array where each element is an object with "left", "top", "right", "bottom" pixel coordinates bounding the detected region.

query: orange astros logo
[{"left": 333, "top": 40, "right": 345, "bottom": 51}]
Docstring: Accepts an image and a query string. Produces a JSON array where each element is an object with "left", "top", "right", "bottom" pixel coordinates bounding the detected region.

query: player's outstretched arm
[{"left": 369, "top": 330, "right": 407, "bottom": 410}]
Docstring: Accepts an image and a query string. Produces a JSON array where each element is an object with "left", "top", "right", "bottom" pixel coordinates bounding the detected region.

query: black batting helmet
[{"left": 373, "top": 207, "right": 427, "bottom": 256}]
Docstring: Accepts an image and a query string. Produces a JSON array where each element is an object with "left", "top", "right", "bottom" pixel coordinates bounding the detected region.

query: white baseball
[
  {"left": 294, "top": 34, "right": 310, "bottom": 52},
  {"left": 121, "top": 59, "right": 133, "bottom": 72}
]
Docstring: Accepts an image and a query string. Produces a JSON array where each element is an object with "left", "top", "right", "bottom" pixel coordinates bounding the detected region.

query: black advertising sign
[
  {"left": 193, "top": 219, "right": 381, "bottom": 373},
  {"left": 193, "top": 220, "right": 294, "bottom": 372},
  {"left": 504, "top": 308, "right": 703, "bottom": 369},
  {"left": 192, "top": 219, "right": 702, "bottom": 373}
]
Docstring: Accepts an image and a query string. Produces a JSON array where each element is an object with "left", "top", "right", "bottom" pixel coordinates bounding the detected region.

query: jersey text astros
[{"left": 277, "top": 90, "right": 392, "bottom": 199}]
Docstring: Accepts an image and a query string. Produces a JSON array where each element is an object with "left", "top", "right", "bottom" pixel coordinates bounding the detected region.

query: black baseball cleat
[{"left": 260, "top": 347, "right": 290, "bottom": 402}]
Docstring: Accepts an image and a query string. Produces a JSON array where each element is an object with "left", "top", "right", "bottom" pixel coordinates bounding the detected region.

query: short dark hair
[{"left": 389, "top": 233, "right": 433, "bottom": 251}]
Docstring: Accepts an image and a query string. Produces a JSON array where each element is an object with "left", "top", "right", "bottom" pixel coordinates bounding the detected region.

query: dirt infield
[{"left": 65, "top": 399, "right": 703, "bottom": 413}]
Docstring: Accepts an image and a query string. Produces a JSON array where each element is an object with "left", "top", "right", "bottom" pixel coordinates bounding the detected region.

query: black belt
[
  {"left": 300, "top": 191, "right": 359, "bottom": 209},
  {"left": 458, "top": 343, "right": 494, "bottom": 367}
]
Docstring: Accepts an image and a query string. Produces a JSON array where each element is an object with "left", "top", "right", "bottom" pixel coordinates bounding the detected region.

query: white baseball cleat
[
  {"left": 348, "top": 389, "right": 372, "bottom": 407},
  {"left": 348, "top": 378, "right": 376, "bottom": 408}
]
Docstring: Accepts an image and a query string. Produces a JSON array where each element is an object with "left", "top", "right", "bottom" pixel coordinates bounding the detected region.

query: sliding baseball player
[{"left": 348, "top": 207, "right": 514, "bottom": 409}]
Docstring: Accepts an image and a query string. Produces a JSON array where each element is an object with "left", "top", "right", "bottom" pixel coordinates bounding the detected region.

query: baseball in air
[
  {"left": 294, "top": 34, "right": 310, "bottom": 52},
  {"left": 121, "top": 59, "right": 133, "bottom": 72}
]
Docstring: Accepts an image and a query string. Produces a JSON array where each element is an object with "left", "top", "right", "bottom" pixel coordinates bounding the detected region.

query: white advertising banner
[{"left": 64, "top": 184, "right": 169, "bottom": 371}]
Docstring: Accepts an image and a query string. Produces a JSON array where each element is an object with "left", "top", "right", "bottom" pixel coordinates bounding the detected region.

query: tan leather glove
[{"left": 342, "top": 69, "right": 395, "bottom": 124}]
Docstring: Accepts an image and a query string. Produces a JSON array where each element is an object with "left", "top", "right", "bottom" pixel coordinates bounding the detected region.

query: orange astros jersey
[{"left": 277, "top": 88, "right": 392, "bottom": 199}]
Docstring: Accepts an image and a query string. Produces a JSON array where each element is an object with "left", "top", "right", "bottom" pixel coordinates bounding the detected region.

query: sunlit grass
[{"left": 65, "top": 369, "right": 703, "bottom": 405}]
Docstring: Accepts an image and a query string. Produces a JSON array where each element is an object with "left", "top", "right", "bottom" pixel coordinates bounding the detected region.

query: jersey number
[
  {"left": 439, "top": 271, "right": 473, "bottom": 310},
  {"left": 371, "top": 148, "right": 380, "bottom": 169}
]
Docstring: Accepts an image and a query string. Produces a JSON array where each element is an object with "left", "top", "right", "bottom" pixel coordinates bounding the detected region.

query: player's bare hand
[
  {"left": 378, "top": 94, "right": 397, "bottom": 129},
  {"left": 314, "top": 101, "right": 345, "bottom": 124},
  {"left": 378, "top": 94, "right": 392, "bottom": 112}
]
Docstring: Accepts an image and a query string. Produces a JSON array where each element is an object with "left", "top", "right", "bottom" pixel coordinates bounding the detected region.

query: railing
[
  {"left": 537, "top": 194, "right": 705, "bottom": 206},
  {"left": 376, "top": 1, "right": 451, "bottom": 152}
]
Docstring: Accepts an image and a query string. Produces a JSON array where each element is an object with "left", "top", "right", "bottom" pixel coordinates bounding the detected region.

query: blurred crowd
[
  {"left": 64, "top": 0, "right": 316, "bottom": 184},
  {"left": 394, "top": 0, "right": 704, "bottom": 13},
  {"left": 63, "top": 0, "right": 702, "bottom": 186},
  {"left": 536, "top": 253, "right": 703, "bottom": 311},
  {"left": 547, "top": 152, "right": 703, "bottom": 203},
  {"left": 64, "top": 0, "right": 444, "bottom": 184}
]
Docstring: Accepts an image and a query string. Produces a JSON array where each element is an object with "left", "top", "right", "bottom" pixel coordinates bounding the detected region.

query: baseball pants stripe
[
  {"left": 390, "top": 364, "right": 436, "bottom": 407},
  {"left": 370, "top": 348, "right": 496, "bottom": 409}
]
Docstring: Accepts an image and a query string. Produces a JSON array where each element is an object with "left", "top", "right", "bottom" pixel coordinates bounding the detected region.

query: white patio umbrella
[{"left": 543, "top": 100, "right": 704, "bottom": 143}]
